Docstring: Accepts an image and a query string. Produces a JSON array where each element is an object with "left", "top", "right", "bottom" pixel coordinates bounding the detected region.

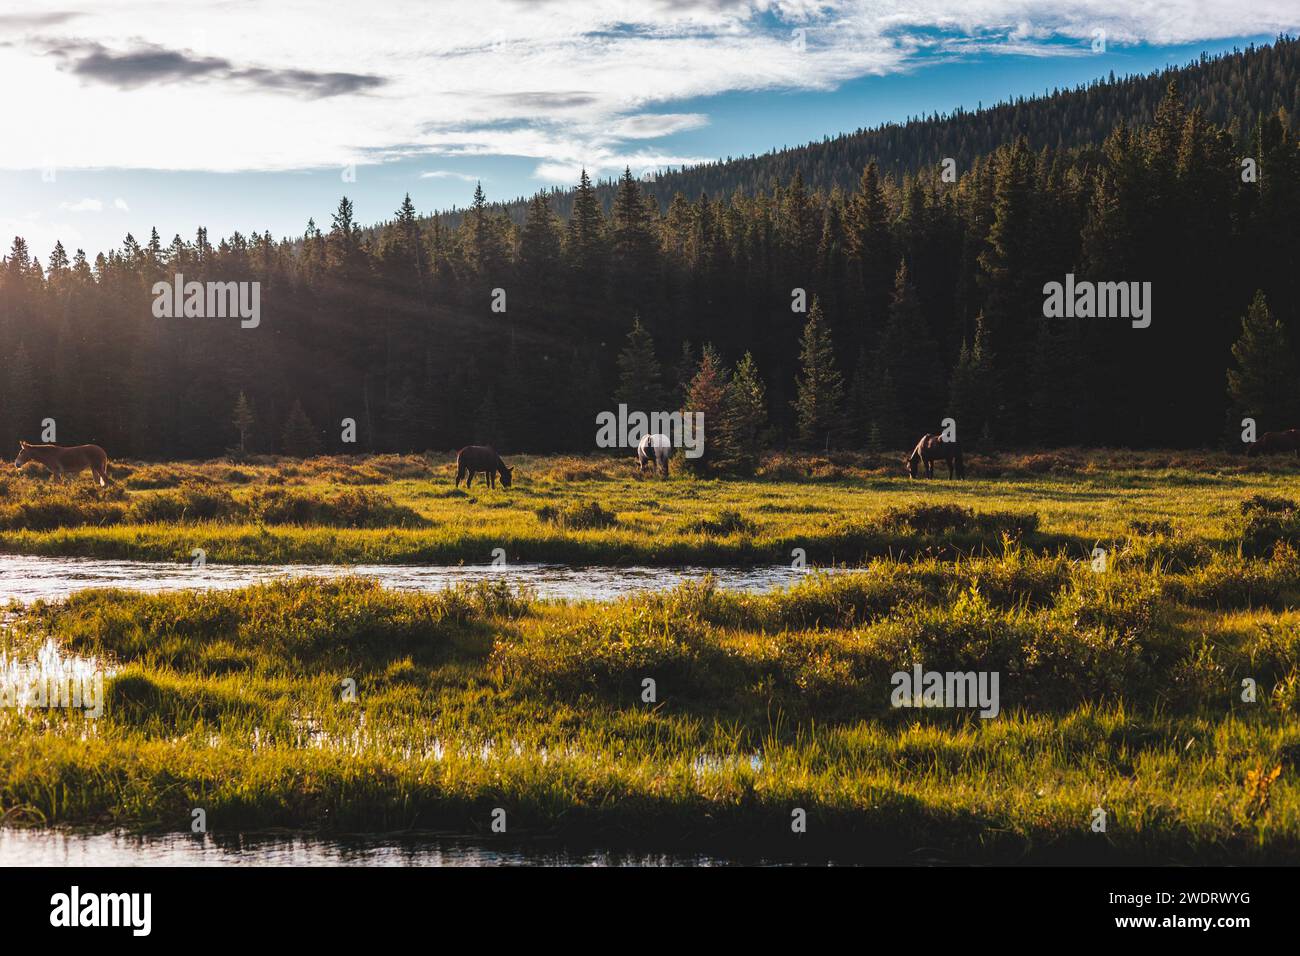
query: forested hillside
[
  {"left": 424, "top": 37, "right": 1300, "bottom": 228},
  {"left": 2, "top": 38, "right": 1299, "bottom": 459}
]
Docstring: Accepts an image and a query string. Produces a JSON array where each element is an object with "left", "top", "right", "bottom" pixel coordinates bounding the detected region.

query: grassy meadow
[
  {"left": 3, "top": 449, "right": 1300, "bottom": 862},
  {"left": 1, "top": 447, "right": 1300, "bottom": 565}
]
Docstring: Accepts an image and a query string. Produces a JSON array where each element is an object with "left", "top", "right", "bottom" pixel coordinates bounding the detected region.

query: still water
[
  {"left": 0, "top": 553, "right": 824, "bottom": 604},
  {"left": 0, "top": 552, "right": 819, "bottom": 866},
  {"left": 0, "top": 828, "right": 755, "bottom": 867}
]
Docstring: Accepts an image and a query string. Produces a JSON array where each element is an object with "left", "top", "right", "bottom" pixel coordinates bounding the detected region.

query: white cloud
[
  {"left": 0, "top": 0, "right": 1293, "bottom": 177},
  {"left": 113, "top": 197, "right": 129, "bottom": 211},
  {"left": 59, "top": 198, "right": 103, "bottom": 212},
  {"left": 419, "top": 170, "right": 481, "bottom": 182}
]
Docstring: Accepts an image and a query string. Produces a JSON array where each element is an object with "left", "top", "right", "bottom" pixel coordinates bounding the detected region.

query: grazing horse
[
  {"left": 14, "top": 441, "right": 110, "bottom": 485},
  {"left": 1247, "top": 429, "right": 1300, "bottom": 457},
  {"left": 637, "top": 433, "right": 671, "bottom": 477},
  {"left": 905, "top": 434, "right": 965, "bottom": 479},
  {"left": 455, "top": 445, "right": 513, "bottom": 489}
]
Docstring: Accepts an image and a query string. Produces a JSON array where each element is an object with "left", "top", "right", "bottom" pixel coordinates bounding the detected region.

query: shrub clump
[
  {"left": 127, "top": 483, "right": 237, "bottom": 522},
  {"left": 682, "top": 509, "right": 757, "bottom": 536},
  {"left": 536, "top": 501, "right": 619, "bottom": 530},
  {"left": 246, "top": 487, "right": 426, "bottom": 528}
]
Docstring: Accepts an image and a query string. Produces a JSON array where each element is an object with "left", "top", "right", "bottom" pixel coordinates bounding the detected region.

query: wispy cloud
[
  {"left": 59, "top": 197, "right": 102, "bottom": 212},
  {"left": 419, "top": 170, "right": 481, "bottom": 182},
  {"left": 0, "top": 0, "right": 1295, "bottom": 177}
]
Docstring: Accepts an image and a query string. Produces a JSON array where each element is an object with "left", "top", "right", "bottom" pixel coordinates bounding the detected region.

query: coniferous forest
[{"left": 3, "top": 38, "right": 1300, "bottom": 461}]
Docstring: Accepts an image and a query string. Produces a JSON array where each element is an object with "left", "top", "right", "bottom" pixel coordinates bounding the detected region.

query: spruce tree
[
  {"left": 720, "top": 351, "right": 768, "bottom": 474},
  {"left": 232, "top": 391, "right": 256, "bottom": 454},
  {"left": 1227, "top": 291, "right": 1300, "bottom": 425},
  {"left": 792, "top": 298, "right": 845, "bottom": 449},
  {"left": 683, "top": 344, "right": 729, "bottom": 472},
  {"left": 613, "top": 316, "right": 668, "bottom": 412},
  {"left": 281, "top": 400, "right": 321, "bottom": 457},
  {"left": 947, "top": 314, "right": 997, "bottom": 446},
  {"left": 877, "top": 261, "right": 942, "bottom": 435}
]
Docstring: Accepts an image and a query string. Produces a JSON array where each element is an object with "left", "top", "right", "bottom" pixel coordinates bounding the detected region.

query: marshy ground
[{"left": 2, "top": 449, "right": 1299, "bottom": 863}]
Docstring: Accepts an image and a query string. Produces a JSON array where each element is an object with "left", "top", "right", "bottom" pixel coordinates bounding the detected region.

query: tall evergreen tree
[
  {"left": 232, "top": 391, "right": 257, "bottom": 454},
  {"left": 281, "top": 399, "right": 321, "bottom": 457},
  {"left": 1227, "top": 291, "right": 1300, "bottom": 426},
  {"left": 613, "top": 316, "right": 668, "bottom": 411},
  {"left": 682, "top": 344, "right": 729, "bottom": 472},
  {"left": 719, "top": 351, "right": 768, "bottom": 474},
  {"left": 792, "top": 298, "right": 845, "bottom": 449}
]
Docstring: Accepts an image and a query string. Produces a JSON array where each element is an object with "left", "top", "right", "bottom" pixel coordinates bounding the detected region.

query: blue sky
[{"left": 0, "top": 0, "right": 1294, "bottom": 262}]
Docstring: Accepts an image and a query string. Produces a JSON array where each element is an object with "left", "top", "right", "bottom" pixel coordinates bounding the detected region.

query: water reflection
[
  {"left": 0, "top": 828, "right": 756, "bottom": 867},
  {"left": 0, "top": 554, "right": 832, "bottom": 604}
]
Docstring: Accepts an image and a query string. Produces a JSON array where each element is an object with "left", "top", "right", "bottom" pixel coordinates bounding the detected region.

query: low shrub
[{"left": 536, "top": 500, "right": 619, "bottom": 529}]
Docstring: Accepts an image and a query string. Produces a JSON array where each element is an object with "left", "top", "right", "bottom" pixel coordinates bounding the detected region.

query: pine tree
[
  {"left": 682, "top": 344, "right": 729, "bottom": 472},
  {"left": 519, "top": 192, "right": 563, "bottom": 309},
  {"left": 281, "top": 399, "right": 321, "bottom": 457},
  {"left": 613, "top": 316, "right": 668, "bottom": 411},
  {"left": 1227, "top": 291, "right": 1300, "bottom": 425},
  {"left": 792, "top": 298, "right": 845, "bottom": 449},
  {"left": 232, "top": 391, "right": 256, "bottom": 454},
  {"left": 611, "top": 167, "right": 657, "bottom": 305},
  {"left": 845, "top": 346, "right": 873, "bottom": 444},
  {"left": 867, "top": 364, "right": 904, "bottom": 451},
  {"left": 877, "top": 261, "right": 942, "bottom": 435},
  {"left": 719, "top": 351, "right": 768, "bottom": 474},
  {"left": 947, "top": 314, "right": 997, "bottom": 446},
  {"left": 566, "top": 169, "right": 607, "bottom": 301}
]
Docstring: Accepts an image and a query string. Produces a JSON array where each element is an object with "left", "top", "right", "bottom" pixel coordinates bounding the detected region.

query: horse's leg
[{"left": 455, "top": 466, "right": 462, "bottom": 488}]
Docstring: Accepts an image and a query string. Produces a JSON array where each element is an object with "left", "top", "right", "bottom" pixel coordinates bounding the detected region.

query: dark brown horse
[
  {"left": 1247, "top": 429, "right": 1300, "bottom": 457},
  {"left": 455, "top": 445, "right": 513, "bottom": 488},
  {"left": 14, "top": 441, "right": 110, "bottom": 485},
  {"left": 905, "top": 434, "right": 965, "bottom": 479}
]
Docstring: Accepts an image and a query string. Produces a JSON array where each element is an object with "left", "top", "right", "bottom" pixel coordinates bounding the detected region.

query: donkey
[
  {"left": 455, "top": 445, "right": 513, "bottom": 489},
  {"left": 1246, "top": 429, "right": 1300, "bottom": 457},
  {"left": 14, "top": 441, "right": 111, "bottom": 486},
  {"left": 905, "top": 433, "right": 965, "bottom": 479},
  {"left": 637, "top": 433, "right": 671, "bottom": 478}
]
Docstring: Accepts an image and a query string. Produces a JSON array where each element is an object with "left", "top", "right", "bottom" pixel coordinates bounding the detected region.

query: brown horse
[
  {"left": 455, "top": 445, "right": 513, "bottom": 488},
  {"left": 905, "top": 434, "right": 965, "bottom": 479},
  {"left": 14, "top": 441, "right": 110, "bottom": 485},
  {"left": 1247, "top": 429, "right": 1300, "bottom": 457}
]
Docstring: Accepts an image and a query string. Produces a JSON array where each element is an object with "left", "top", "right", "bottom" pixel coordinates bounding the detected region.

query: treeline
[
  {"left": 2, "top": 62, "right": 1300, "bottom": 459},
  {"left": 422, "top": 37, "right": 1300, "bottom": 229}
]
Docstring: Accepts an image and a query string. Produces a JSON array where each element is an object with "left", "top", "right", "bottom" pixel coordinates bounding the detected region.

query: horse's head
[
  {"left": 904, "top": 453, "right": 919, "bottom": 479},
  {"left": 14, "top": 441, "right": 30, "bottom": 468},
  {"left": 500, "top": 465, "right": 513, "bottom": 488}
]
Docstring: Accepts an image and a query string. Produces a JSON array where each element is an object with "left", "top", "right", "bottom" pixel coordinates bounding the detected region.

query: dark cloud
[{"left": 42, "top": 39, "right": 386, "bottom": 98}]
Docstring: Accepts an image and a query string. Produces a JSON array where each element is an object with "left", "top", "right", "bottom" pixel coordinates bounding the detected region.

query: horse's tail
[{"left": 954, "top": 445, "right": 965, "bottom": 479}]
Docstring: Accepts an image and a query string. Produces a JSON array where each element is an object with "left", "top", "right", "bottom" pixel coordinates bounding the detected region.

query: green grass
[
  {"left": 3, "top": 450, "right": 1300, "bottom": 862},
  {"left": 2, "top": 448, "right": 1300, "bottom": 565},
  {"left": 2, "top": 556, "right": 1298, "bottom": 862}
]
